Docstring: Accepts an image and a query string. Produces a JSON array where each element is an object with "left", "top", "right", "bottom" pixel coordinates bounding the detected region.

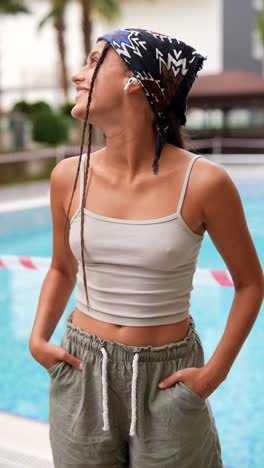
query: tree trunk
[
  {"left": 80, "top": 0, "right": 92, "bottom": 64},
  {"left": 54, "top": 16, "right": 69, "bottom": 101}
]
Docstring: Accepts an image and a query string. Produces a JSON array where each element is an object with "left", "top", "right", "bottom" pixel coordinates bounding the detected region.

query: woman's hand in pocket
[
  {"left": 157, "top": 366, "right": 220, "bottom": 400},
  {"left": 29, "top": 339, "right": 83, "bottom": 371}
]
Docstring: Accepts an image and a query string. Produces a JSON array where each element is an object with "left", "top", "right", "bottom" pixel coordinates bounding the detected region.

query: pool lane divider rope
[{"left": 0, "top": 254, "right": 235, "bottom": 287}]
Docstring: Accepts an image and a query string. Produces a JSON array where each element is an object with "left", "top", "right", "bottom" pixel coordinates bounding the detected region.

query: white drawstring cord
[
  {"left": 100, "top": 347, "right": 110, "bottom": 431},
  {"left": 129, "top": 352, "right": 140, "bottom": 436},
  {"left": 100, "top": 347, "right": 140, "bottom": 436}
]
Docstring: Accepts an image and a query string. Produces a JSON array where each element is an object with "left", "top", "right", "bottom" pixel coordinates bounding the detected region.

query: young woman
[{"left": 29, "top": 28, "right": 264, "bottom": 467}]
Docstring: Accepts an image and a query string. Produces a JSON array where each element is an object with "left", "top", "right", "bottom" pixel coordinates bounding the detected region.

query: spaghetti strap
[{"left": 176, "top": 155, "right": 203, "bottom": 215}]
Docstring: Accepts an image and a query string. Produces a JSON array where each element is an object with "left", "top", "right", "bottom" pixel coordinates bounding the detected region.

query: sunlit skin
[{"left": 29, "top": 38, "right": 264, "bottom": 401}]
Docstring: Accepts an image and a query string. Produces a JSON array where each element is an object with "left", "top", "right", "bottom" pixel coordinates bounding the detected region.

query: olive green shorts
[{"left": 47, "top": 311, "right": 224, "bottom": 467}]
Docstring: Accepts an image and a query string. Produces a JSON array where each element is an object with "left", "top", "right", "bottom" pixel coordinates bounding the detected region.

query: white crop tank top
[{"left": 69, "top": 152, "right": 205, "bottom": 326}]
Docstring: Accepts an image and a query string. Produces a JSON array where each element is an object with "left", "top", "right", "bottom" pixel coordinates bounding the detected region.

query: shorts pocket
[
  {"left": 47, "top": 360, "right": 64, "bottom": 376},
  {"left": 178, "top": 381, "right": 206, "bottom": 404}
]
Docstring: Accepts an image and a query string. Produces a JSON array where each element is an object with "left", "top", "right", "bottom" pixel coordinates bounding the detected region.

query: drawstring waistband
[
  {"left": 100, "top": 346, "right": 140, "bottom": 436},
  {"left": 65, "top": 311, "right": 198, "bottom": 439}
]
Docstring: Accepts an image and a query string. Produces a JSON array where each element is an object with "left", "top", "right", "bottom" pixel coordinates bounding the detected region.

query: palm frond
[
  {"left": 0, "top": 0, "right": 31, "bottom": 14},
  {"left": 37, "top": 1, "right": 69, "bottom": 31},
  {"left": 90, "top": 0, "right": 121, "bottom": 20}
]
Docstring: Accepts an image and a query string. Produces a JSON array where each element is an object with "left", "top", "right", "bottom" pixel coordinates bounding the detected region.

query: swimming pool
[{"left": 0, "top": 175, "right": 263, "bottom": 468}]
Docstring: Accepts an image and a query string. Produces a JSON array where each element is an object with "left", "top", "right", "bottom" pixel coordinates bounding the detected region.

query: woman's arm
[
  {"left": 200, "top": 164, "right": 264, "bottom": 384},
  {"left": 29, "top": 157, "right": 78, "bottom": 353},
  {"left": 158, "top": 161, "right": 264, "bottom": 396}
]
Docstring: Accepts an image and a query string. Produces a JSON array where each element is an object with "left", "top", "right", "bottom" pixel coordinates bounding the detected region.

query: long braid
[
  {"left": 81, "top": 42, "right": 111, "bottom": 312},
  {"left": 63, "top": 41, "right": 111, "bottom": 311},
  {"left": 62, "top": 74, "right": 92, "bottom": 278}
]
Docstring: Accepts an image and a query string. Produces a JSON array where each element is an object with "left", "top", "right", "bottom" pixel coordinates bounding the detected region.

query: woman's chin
[{"left": 71, "top": 104, "right": 87, "bottom": 121}]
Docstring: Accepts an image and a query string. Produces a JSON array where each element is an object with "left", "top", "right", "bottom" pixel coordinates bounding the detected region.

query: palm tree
[
  {"left": 37, "top": 0, "right": 70, "bottom": 101},
  {"left": 80, "top": 0, "right": 121, "bottom": 64},
  {"left": 255, "top": 0, "right": 264, "bottom": 75},
  {"left": 0, "top": 0, "right": 31, "bottom": 14},
  {"left": 37, "top": 0, "right": 121, "bottom": 101}
]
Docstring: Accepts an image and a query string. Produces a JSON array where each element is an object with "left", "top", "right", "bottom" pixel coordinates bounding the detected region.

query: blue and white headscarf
[{"left": 97, "top": 28, "right": 206, "bottom": 173}]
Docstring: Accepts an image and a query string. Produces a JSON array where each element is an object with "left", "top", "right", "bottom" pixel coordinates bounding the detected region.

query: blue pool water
[{"left": 0, "top": 175, "right": 263, "bottom": 468}]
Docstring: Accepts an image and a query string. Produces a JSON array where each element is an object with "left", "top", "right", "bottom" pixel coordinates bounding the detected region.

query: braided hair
[{"left": 63, "top": 40, "right": 187, "bottom": 312}]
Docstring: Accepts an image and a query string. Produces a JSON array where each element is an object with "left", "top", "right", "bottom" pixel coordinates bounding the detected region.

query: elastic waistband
[
  {"left": 64, "top": 310, "right": 201, "bottom": 437},
  {"left": 65, "top": 311, "right": 199, "bottom": 362}
]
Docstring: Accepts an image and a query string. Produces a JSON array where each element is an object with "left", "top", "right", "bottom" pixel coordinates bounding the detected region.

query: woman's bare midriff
[{"left": 71, "top": 307, "right": 191, "bottom": 346}]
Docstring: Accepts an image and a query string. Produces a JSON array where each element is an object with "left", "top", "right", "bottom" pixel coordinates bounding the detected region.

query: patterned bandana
[{"left": 96, "top": 28, "right": 207, "bottom": 172}]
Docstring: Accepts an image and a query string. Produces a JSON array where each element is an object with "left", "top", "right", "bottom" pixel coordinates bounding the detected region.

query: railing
[
  {"left": 188, "top": 136, "right": 264, "bottom": 157},
  {"left": 0, "top": 142, "right": 264, "bottom": 165},
  {"left": 0, "top": 145, "right": 101, "bottom": 164}
]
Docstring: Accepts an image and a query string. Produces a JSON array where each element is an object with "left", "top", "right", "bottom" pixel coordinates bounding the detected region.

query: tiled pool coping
[{"left": 0, "top": 411, "right": 52, "bottom": 466}]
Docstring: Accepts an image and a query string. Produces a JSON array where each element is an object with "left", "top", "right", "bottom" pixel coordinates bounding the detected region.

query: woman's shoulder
[
  {"left": 167, "top": 146, "right": 235, "bottom": 215},
  {"left": 191, "top": 153, "right": 232, "bottom": 191},
  {"left": 50, "top": 149, "right": 102, "bottom": 189},
  {"left": 167, "top": 145, "right": 229, "bottom": 183},
  {"left": 184, "top": 151, "right": 238, "bottom": 213}
]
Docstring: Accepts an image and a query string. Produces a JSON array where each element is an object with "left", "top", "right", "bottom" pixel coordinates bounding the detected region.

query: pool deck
[
  {"left": 0, "top": 411, "right": 53, "bottom": 466},
  {"left": 0, "top": 179, "right": 50, "bottom": 211}
]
